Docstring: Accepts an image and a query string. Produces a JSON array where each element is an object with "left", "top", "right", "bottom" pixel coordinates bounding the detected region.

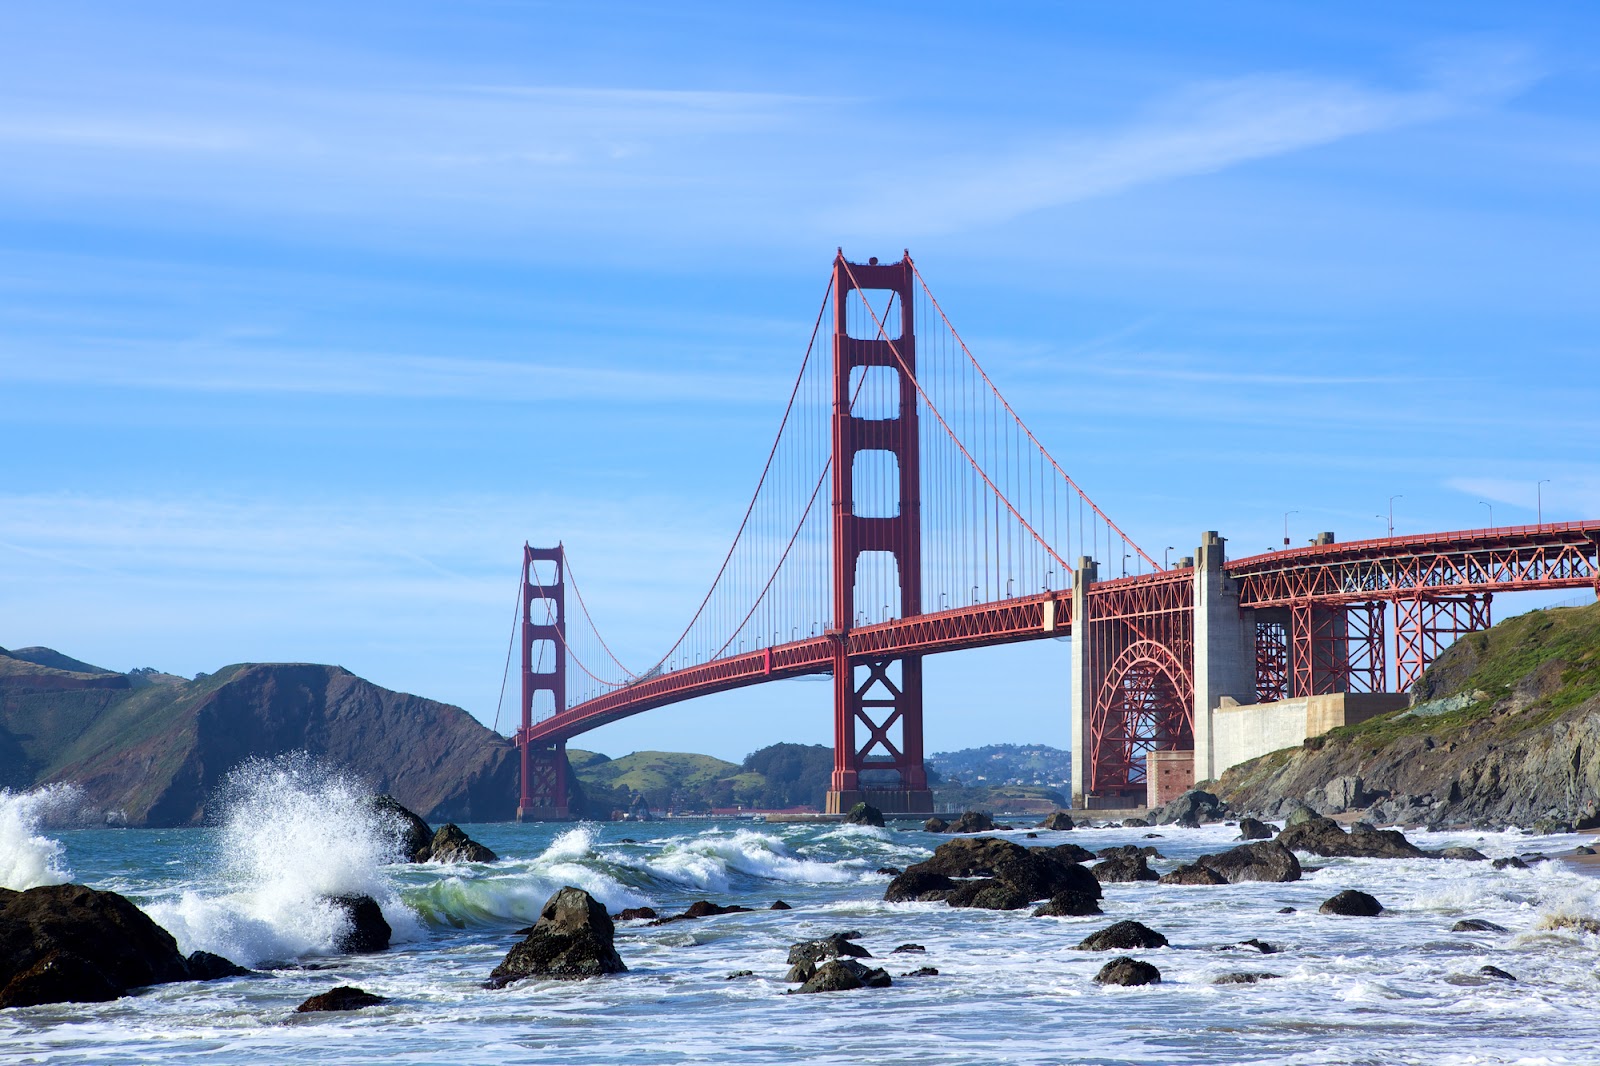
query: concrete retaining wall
[{"left": 1211, "top": 693, "right": 1409, "bottom": 778}]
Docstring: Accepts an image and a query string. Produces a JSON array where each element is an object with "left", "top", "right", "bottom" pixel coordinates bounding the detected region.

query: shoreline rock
[{"left": 486, "top": 887, "right": 625, "bottom": 988}]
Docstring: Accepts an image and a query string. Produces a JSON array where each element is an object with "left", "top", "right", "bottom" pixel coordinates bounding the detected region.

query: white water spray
[{"left": 0, "top": 784, "right": 82, "bottom": 890}]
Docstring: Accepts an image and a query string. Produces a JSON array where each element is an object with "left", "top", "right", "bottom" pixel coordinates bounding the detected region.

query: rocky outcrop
[
  {"left": 1094, "top": 957, "right": 1161, "bottom": 986},
  {"left": 326, "top": 895, "right": 391, "bottom": 954},
  {"left": 1193, "top": 842, "right": 1301, "bottom": 883},
  {"left": 1092, "top": 847, "right": 1158, "bottom": 883},
  {"left": 1153, "top": 789, "right": 1226, "bottom": 827},
  {"left": 1452, "top": 918, "right": 1507, "bottom": 933},
  {"left": 1077, "top": 920, "right": 1168, "bottom": 951},
  {"left": 883, "top": 869, "right": 959, "bottom": 902},
  {"left": 185, "top": 950, "right": 251, "bottom": 980},
  {"left": 946, "top": 879, "right": 1031, "bottom": 910},
  {"left": 1235, "top": 817, "right": 1275, "bottom": 841},
  {"left": 787, "top": 933, "right": 870, "bottom": 968},
  {"left": 647, "top": 900, "right": 753, "bottom": 925},
  {"left": 1038, "top": 811, "right": 1075, "bottom": 830},
  {"left": 417, "top": 824, "right": 497, "bottom": 864},
  {"left": 1320, "top": 890, "right": 1383, "bottom": 916},
  {"left": 371, "top": 795, "right": 434, "bottom": 861},
  {"left": 922, "top": 817, "right": 949, "bottom": 832},
  {"left": 1158, "top": 863, "right": 1228, "bottom": 886},
  {"left": 795, "top": 959, "right": 891, "bottom": 994},
  {"left": 295, "top": 985, "right": 388, "bottom": 1012},
  {"left": 0, "top": 883, "right": 243, "bottom": 1008},
  {"left": 845, "top": 803, "right": 885, "bottom": 827},
  {"left": 1033, "top": 891, "right": 1102, "bottom": 917},
  {"left": 943, "top": 811, "right": 997, "bottom": 834},
  {"left": 1276, "top": 817, "right": 1422, "bottom": 859},
  {"left": 486, "top": 887, "right": 625, "bottom": 987}
]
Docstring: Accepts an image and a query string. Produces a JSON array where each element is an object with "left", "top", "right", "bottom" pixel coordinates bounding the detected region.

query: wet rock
[
  {"left": 770, "top": 901, "right": 792, "bottom": 911},
  {"left": 1319, "top": 890, "right": 1383, "bottom": 917},
  {"left": 1227, "top": 938, "right": 1280, "bottom": 954},
  {"left": 1478, "top": 965, "right": 1516, "bottom": 981},
  {"left": 419, "top": 823, "right": 497, "bottom": 864},
  {"left": 186, "top": 951, "right": 250, "bottom": 980},
  {"left": 946, "top": 879, "right": 1031, "bottom": 910},
  {"left": 1154, "top": 789, "right": 1226, "bottom": 827},
  {"left": 295, "top": 985, "right": 387, "bottom": 1012},
  {"left": 1537, "top": 915, "right": 1600, "bottom": 934},
  {"left": 785, "top": 960, "right": 815, "bottom": 983},
  {"left": 647, "top": 900, "right": 754, "bottom": 925},
  {"left": 902, "top": 966, "right": 938, "bottom": 977},
  {"left": 486, "top": 886, "right": 626, "bottom": 987},
  {"left": 946, "top": 811, "right": 997, "bottom": 834},
  {"left": 1235, "top": 818, "right": 1276, "bottom": 841},
  {"left": 845, "top": 802, "right": 885, "bottom": 827},
  {"left": 1574, "top": 845, "right": 1597, "bottom": 856},
  {"left": 892, "top": 837, "right": 1102, "bottom": 905},
  {"left": 1277, "top": 907, "right": 1296, "bottom": 914},
  {"left": 1283, "top": 805, "right": 1320, "bottom": 827},
  {"left": 613, "top": 907, "right": 658, "bottom": 921},
  {"left": 1093, "top": 849, "right": 1159, "bottom": 883},
  {"left": 1213, "top": 972, "right": 1279, "bottom": 985},
  {"left": 326, "top": 895, "right": 391, "bottom": 954},
  {"left": 725, "top": 970, "right": 755, "bottom": 980},
  {"left": 787, "top": 934, "right": 870, "bottom": 967},
  {"left": 1038, "top": 811, "right": 1075, "bottom": 831},
  {"left": 1094, "top": 956, "right": 1161, "bottom": 986},
  {"left": 923, "top": 817, "right": 950, "bottom": 833},
  {"left": 1077, "top": 920, "right": 1168, "bottom": 951},
  {"left": 1025, "top": 832, "right": 1038, "bottom": 839},
  {"left": 1431, "top": 846, "right": 1489, "bottom": 861},
  {"left": 875, "top": 867, "right": 902, "bottom": 877},
  {"left": 370, "top": 795, "right": 433, "bottom": 862},
  {"left": 1194, "top": 842, "right": 1302, "bottom": 883},
  {"left": 1452, "top": 919, "right": 1508, "bottom": 933},
  {"left": 1033, "top": 891, "right": 1102, "bottom": 917},
  {"left": 883, "top": 869, "right": 958, "bottom": 902},
  {"left": 1048, "top": 842, "right": 1097, "bottom": 864},
  {"left": 795, "top": 959, "right": 891, "bottom": 994},
  {"left": 0, "top": 884, "right": 204, "bottom": 1008},
  {"left": 891, "top": 944, "right": 925, "bottom": 954},
  {"left": 1492, "top": 856, "right": 1529, "bottom": 870},
  {"left": 1158, "top": 863, "right": 1227, "bottom": 886},
  {"left": 1122, "top": 818, "right": 1150, "bottom": 828},
  {"left": 1277, "top": 816, "right": 1424, "bottom": 859}
]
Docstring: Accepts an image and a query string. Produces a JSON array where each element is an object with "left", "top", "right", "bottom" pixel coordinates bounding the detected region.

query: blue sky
[{"left": 3, "top": 2, "right": 1597, "bottom": 762}]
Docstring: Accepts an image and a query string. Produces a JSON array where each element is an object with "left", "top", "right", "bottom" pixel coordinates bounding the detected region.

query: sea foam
[
  {"left": 0, "top": 784, "right": 81, "bottom": 890},
  {"left": 145, "top": 753, "right": 421, "bottom": 967}
]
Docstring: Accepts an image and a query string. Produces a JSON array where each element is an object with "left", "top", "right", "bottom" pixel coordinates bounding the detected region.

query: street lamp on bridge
[
  {"left": 1538, "top": 480, "right": 1550, "bottom": 525},
  {"left": 1282, "top": 510, "right": 1298, "bottom": 549},
  {"left": 1479, "top": 500, "right": 1493, "bottom": 528},
  {"left": 1386, "top": 495, "right": 1403, "bottom": 538},
  {"left": 1163, "top": 546, "right": 1174, "bottom": 568}
]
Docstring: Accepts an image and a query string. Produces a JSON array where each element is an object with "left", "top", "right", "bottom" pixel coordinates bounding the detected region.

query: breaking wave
[{"left": 0, "top": 784, "right": 82, "bottom": 890}]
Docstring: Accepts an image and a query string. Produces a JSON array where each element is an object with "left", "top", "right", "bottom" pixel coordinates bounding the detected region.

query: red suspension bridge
[{"left": 513, "top": 253, "right": 1600, "bottom": 819}]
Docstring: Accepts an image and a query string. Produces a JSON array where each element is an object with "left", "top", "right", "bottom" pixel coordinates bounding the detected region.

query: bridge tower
[
  {"left": 825, "top": 253, "right": 934, "bottom": 815},
  {"left": 518, "top": 543, "right": 573, "bottom": 821}
]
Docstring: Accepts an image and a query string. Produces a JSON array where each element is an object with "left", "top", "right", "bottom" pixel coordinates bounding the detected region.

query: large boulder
[
  {"left": 922, "top": 817, "right": 949, "bottom": 833},
  {"left": 647, "top": 900, "right": 753, "bottom": 925},
  {"left": 1038, "top": 811, "right": 1075, "bottom": 831},
  {"left": 1094, "top": 956, "right": 1161, "bottom": 986},
  {"left": 946, "top": 879, "right": 1031, "bottom": 911},
  {"left": 325, "top": 895, "right": 391, "bottom": 954},
  {"left": 1277, "top": 817, "right": 1423, "bottom": 859},
  {"left": 486, "top": 886, "right": 626, "bottom": 987},
  {"left": 795, "top": 959, "right": 891, "bottom": 994},
  {"left": 1048, "top": 842, "right": 1097, "bottom": 864},
  {"left": 1076, "top": 920, "right": 1168, "bottom": 951},
  {"left": 1235, "top": 817, "right": 1276, "bottom": 841},
  {"left": 1319, "top": 890, "right": 1383, "bottom": 917},
  {"left": 919, "top": 837, "right": 1102, "bottom": 902},
  {"left": 787, "top": 933, "right": 870, "bottom": 967},
  {"left": 370, "top": 794, "right": 433, "bottom": 862},
  {"left": 417, "top": 824, "right": 497, "bottom": 864},
  {"left": 1158, "top": 863, "right": 1227, "bottom": 886},
  {"left": 0, "top": 884, "right": 212, "bottom": 1008},
  {"left": 1154, "top": 789, "right": 1225, "bottom": 827},
  {"left": 845, "top": 803, "right": 885, "bottom": 827},
  {"left": 295, "top": 985, "right": 387, "bottom": 1012},
  {"left": 946, "top": 811, "right": 997, "bottom": 834},
  {"left": 1033, "top": 891, "right": 1102, "bottom": 917},
  {"left": 1195, "top": 842, "right": 1302, "bottom": 883},
  {"left": 1092, "top": 849, "right": 1159, "bottom": 883},
  {"left": 883, "top": 869, "right": 958, "bottom": 903},
  {"left": 186, "top": 951, "right": 251, "bottom": 980}
]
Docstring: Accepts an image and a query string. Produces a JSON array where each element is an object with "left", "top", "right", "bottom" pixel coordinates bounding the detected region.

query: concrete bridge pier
[
  {"left": 1068, "top": 555, "right": 1097, "bottom": 808},
  {"left": 1191, "top": 530, "right": 1257, "bottom": 786}
]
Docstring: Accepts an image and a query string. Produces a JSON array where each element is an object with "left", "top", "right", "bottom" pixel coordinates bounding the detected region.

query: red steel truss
[
  {"left": 1255, "top": 618, "right": 1288, "bottom": 702},
  {"left": 1082, "top": 571, "right": 1194, "bottom": 798},
  {"left": 1395, "top": 593, "right": 1492, "bottom": 691}
]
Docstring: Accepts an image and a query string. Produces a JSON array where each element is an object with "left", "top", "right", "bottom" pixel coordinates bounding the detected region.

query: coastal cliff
[
  {"left": 1218, "top": 599, "right": 1600, "bottom": 827},
  {"left": 0, "top": 648, "right": 516, "bottom": 827}
]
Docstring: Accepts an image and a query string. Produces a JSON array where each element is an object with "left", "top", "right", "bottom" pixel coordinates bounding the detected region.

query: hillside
[
  {"left": 0, "top": 647, "right": 517, "bottom": 826},
  {"left": 1218, "top": 600, "right": 1600, "bottom": 827},
  {"left": 927, "top": 743, "right": 1070, "bottom": 790}
]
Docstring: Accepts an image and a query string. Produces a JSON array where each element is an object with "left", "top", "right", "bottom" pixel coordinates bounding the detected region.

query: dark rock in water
[
  {"left": 1277, "top": 907, "right": 1296, "bottom": 914},
  {"left": 883, "top": 869, "right": 958, "bottom": 903},
  {"left": 725, "top": 970, "right": 755, "bottom": 980},
  {"left": 923, "top": 817, "right": 949, "bottom": 833},
  {"left": 419, "top": 823, "right": 496, "bottom": 864},
  {"left": 787, "top": 934, "right": 870, "bottom": 967},
  {"left": 1096, "top": 844, "right": 1163, "bottom": 860},
  {"left": 1037, "top": 811, "right": 1075, "bottom": 831},
  {"left": 1277, "top": 816, "right": 1423, "bottom": 859},
  {"left": 1094, "top": 956, "right": 1161, "bottom": 986},
  {"left": 1574, "top": 845, "right": 1597, "bottom": 856},
  {"left": 295, "top": 985, "right": 387, "bottom": 1012},
  {"left": 1122, "top": 818, "right": 1149, "bottom": 828},
  {"left": 186, "top": 951, "right": 250, "bottom": 980},
  {"left": 1143, "top": 833, "right": 1163, "bottom": 839},
  {"left": 845, "top": 802, "right": 885, "bottom": 827},
  {"left": 1093, "top": 852, "right": 1158, "bottom": 883},
  {"left": 946, "top": 811, "right": 996, "bottom": 834},
  {"left": 1213, "top": 972, "right": 1279, "bottom": 985},
  {"left": 1195, "top": 842, "right": 1301, "bottom": 883},
  {"left": 1478, "top": 965, "right": 1517, "bottom": 981},
  {"left": 1025, "top": 832, "right": 1038, "bottom": 839},
  {"left": 1033, "top": 891, "right": 1102, "bottom": 917},
  {"left": 1227, "top": 938, "right": 1279, "bottom": 954},
  {"left": 1236, "top": 818, "right": 1276, "bottom": 841},
  {"left": 1492, "top": 856, "right": 1529, "bottom": 870},
  {"left": 946, "top": 878, "right": 1031, "bottom": 910},
  {"left": 370, "top": 795, "right": 433, "bottom": 862},
  {"left": 0, "top": 883, "right": 216, "bottom": 1008},
  {"left": 795, "top": 959, "right": 891, "bottom": 994},
  {"left": 1154, "top": 789, "right": 1225, "bottom": 827},
  {"left": 891, "top": 944, "right": 925, "bottom": 954},
  {"left": 1319, "top": 890, "right": 1383, "bottom": 917},
  {"left": 648, "top": 900, "right": 754, "bottom": 925},
  {"left": 1049, "top": 842, "right": 1097, "bottom": 864},
  {"left": 770, "top": 900, "right": 792, "bottom": 911},
  {"left": 1077, "top": 920, "right": 1168, "bottom": 951},
  {"left": 325, "top": 895, "right": 391, "bottom": 954},
  {"left": 1283, "top": 805, "right": 1319, "bottom": 827},
  {"left": 875, "top": 867, "right": 902, "bottom": 877},
  {"left": 486, "top": 886, "right": 625, "bottom": 987},
  {"left": 785, "top": 960, "right": 815, "bottom": 983},
  {"left": 902, "top": 966, "right": 939, "bottom": 977},
  {"left": 613, "top": 907, "right": 657, "bottom": 921},
  {"left": 1431, "top": 846, "right": 1488, "bottom": 861},
  {"left": 1159, "top": 863, "right": 1228, "bottom": 886},
  {"left": 1452, "top": 918, "right": 1508, "bottom": 933}
]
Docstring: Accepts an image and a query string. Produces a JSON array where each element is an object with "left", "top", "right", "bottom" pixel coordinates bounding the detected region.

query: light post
[
  {"left": 1282, "top": 510, "right": 1298, "bottom": 549},
  {"left": 1122, "top": 553, "right": 1131, "bottom": 578},
  {"left": 1163, "top": 546, "right": 1174, "bottom": 569},
  {"left": 1538, "top": 480, "right": 1550, "bottom": 525},
  {"left": 1479, "top": 500, "right": 1493, "bottom": 528},
  {"left": 1387, "top": 495, "right": 1403, "bottom": 538}
]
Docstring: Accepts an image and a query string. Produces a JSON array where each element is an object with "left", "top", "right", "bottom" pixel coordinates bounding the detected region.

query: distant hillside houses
[{"left": 927, "top": 743, "right": 1071, "bottom": 790}]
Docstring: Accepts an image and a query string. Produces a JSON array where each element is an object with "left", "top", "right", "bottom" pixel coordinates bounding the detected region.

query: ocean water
[{"left": 4, "top": 778, "right": 1600, "bottom": 1065}]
